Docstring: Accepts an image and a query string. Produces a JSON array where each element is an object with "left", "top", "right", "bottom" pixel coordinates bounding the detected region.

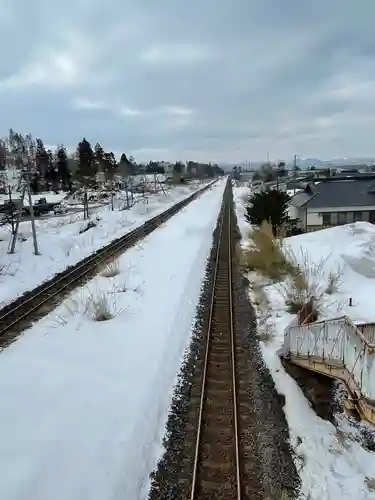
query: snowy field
[
  {"left": 0, "top": 181, "right": 212, "bottom": 308},
  {"left": 233, "top": 185, "right": 375, "bottom": 500},
  {"left": 0, "top": 179, "right": 227, "bottom": 500}
]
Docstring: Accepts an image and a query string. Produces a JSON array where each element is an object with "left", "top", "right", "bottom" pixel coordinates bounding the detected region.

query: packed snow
[
  {"left": 233, "top": 184, "right": 375, "bottom": 500},
  {"left": 0, "top": 179, "right": 227, "bottom": 500},
  {"left": 0, "top": 181, "right": 212, "bottom": 308}
]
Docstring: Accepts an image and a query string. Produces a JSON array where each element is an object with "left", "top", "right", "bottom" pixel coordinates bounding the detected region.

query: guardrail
[
  {"left": 283, "top": 315, "right": 375, "bottom": 423},
  {"left": 356, "top": 322, "right": 375, "bottom": 344}
]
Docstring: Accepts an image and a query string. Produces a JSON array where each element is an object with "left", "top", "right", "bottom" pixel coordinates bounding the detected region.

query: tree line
[
  {"left": 0, "top": 129, "right": 224, "bottom": 194},
  {"left": 252, "top": 161, "right": 299, "bottom": 182}
]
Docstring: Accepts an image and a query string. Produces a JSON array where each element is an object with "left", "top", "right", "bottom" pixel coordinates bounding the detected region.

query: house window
[
  {"left": 337, "top": 212, "right": 347, "bottom": 225},
  {"left": 353, "top": 211, "right": 363, "bottom": 222},
  {"left": 322, "top": 213, "right": 331, "bottom": 225}
]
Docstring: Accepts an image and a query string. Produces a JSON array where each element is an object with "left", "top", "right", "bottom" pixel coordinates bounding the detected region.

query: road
[{"left": 0, "top": 202, "right": 108, "bottom": 225}]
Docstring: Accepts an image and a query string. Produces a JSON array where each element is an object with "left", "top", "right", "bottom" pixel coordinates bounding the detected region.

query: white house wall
[
  {"left": 306, "top": 212, "right": 322, "bottom": 226},
  {"left": 310, "top": 205, "right": 375, "bottom": 213},
  {"left": 303, "top": 205, "right": 375, "bottom": 228},
  {"left": 288, "top": 205, "right": 299, "bottom": 219}
]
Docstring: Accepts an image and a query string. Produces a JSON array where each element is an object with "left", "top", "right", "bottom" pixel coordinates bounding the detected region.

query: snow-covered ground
[
  {"left": 0, "top": 179, "right": 227, "bottom": 500},
  {"left": 233, "top": 184, "right": 375, "bottom": 500},
  {"left": 0, "top": 181, "right": 213, "bottom": 308}
]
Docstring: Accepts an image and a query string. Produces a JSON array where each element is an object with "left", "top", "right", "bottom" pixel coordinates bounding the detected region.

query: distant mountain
[
  {"left": 297, "top": 158, "right": 375, "bottom": 169},
  {"left": 220, "top": 158, "right": 375, "bottom": 171}
]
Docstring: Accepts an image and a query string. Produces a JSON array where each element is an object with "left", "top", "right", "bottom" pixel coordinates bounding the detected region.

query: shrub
[{"left": 243, "top": 221, "right": 299, "bottom": 281}]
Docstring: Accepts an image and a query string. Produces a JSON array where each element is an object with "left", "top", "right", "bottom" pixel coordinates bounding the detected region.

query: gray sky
[{"left": 1, "top": 0, "right": 375, "bottom": 163}]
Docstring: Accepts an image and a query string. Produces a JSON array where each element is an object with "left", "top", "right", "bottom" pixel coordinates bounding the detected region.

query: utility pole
[
  {"left": 8, "top": 184, "right": 26, "bottom": 254},
  {"left": 293, "top": 154, "right": 298, "bottom": 196},
  {"left": 8, "top": 184, "right": 15, "bottom": 235},
  {"left": 125, "top": 179, "right": 130, "bottom": 209},
  {"left": 83, "top": 191, "right": 89, "bottom": 219},
  {"left": 25, "top": 167, "right": 40, "bottom": 255},
  {"left": 154, "top": 172, "right": 157, "bottom": 192},
  {"left": 9, "top": 161, "right": 40, "bottom": 255}
]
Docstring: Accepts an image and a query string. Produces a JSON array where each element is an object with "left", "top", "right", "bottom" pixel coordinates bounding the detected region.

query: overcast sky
[{"left": 1, "top": 0, "right": 375, "bottom": 163}]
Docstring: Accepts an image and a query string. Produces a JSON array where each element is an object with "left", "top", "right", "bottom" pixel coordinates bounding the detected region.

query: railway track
[
  {"left": 178, "top": 183, "right": 243, "bottom": 500},
  {"left": 149, "top": 181, "right": 299, "bottom": 499},
  {"left": 0, "top": 180, "right": 217, "bottom": 350}
]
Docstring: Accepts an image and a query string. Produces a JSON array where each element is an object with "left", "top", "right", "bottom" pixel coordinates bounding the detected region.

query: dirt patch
[{"left": 281, "top": 359, "right": 339, "bottom": 424}]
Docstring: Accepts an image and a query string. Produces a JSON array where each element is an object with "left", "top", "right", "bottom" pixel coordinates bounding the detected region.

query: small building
[{"left": 290, "top": 175, "right": 375, "bottom": 231}]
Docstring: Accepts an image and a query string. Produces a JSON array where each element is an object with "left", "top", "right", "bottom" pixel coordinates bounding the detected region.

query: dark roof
[
  {"left": 324, "top": 172, "right": 375, "bottom": 181},
  {"left": 304, "top": 179, "right": 375, "bottom": 209},
  {"left": 290, "top": 191, "right": 313, "bottom": 208}
]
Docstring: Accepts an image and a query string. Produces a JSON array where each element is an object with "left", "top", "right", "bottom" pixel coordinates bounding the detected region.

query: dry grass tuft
[
  {"left": 279, "top": 249, "right": 344, "bottom": 318},
  {"left": 243, "top": 221, "right": 299, "bottom": 281},
  {"left": 53, "top": 284, "right": 124, "bottom": 326},
  {"left": 279, "top": 490, "right": 293, "bottom": 500},
  {"left": 365, "top": 477, "right": 375, "bottom": 492},
  {"left": 101, "top": 258, "right": 121, "bottom": 278},
  {"left": 84, "top": 288, "right": 123, "bottom": 321},
  {"left": 326, "top": 266, "right": 345, "bottom": 294},
  {"left": 245, "top": 221, "right": 345, "bottom": 322}
]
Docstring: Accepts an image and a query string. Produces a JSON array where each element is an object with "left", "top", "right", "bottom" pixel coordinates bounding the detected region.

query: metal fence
[{"left": 284, "top": 315, "right": 375, "bottom": 400}]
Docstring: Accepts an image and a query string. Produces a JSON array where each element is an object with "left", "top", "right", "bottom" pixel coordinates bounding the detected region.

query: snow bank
[
  {"left": 0, "top": 179, "right": 227, "bottom": 500},
  {"left": 285, "top": 222, "right": 375, "bottom": 324},
  {"left": 0, "top": 181, "right": 211, "bottom": 308},
  {"left": 232, "top": 184, "right": 251, "bottom": 247},
  {"left": 233, "top": 186, "right": 375, "bottom": 500}
]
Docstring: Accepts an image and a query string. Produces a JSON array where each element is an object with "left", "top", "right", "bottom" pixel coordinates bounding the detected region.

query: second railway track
[{"left": 0, "top": 181, "right": 217, "bottom": 350}]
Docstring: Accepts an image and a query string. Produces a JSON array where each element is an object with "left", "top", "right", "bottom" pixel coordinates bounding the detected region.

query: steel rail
[
  {"left": 189, "top": 182, "right": 241, "bottom": 500},
  {"left": 228, "top": 195, "right": 242, "bottom": 500}
]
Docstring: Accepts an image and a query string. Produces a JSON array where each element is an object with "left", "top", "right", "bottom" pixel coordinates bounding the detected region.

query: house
[
  {"left": 289, "top": 175, "right": 375, "bottom": 231},
  {"left": 159, "top": 162, "right": 174, "bottom": 175}
]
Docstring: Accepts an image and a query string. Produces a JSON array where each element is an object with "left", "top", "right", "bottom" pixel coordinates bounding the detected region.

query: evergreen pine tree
[
  {"left": 56, "top": 145, "right": 70, "bottom": 190},
  {"left": 76, "top": 138, "right": 95, "bottom": 183},
  {"left": 245, "top": 190, "right": 291, "bottom": 235}
]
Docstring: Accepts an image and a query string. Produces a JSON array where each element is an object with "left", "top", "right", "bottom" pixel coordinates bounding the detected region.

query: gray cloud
[{"left": 1, "top": 0, "right": 375, "bottom": 162}]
